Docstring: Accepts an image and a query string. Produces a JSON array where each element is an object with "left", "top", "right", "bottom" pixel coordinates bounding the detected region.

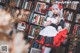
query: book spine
[
  {"left": 16, "top": 0, "right": 20, "bottom": 7},
  {"left": 26, "top": 14, "right": 29, "bottom": 22},
  {"left": 36, "top": 15, "right": 40, "bottom": 24},
  {"left": 39, "top": 16, "right": 44, "bottom": 25},
  {"left": 28, "top": 25, "right": 32, "bottom": 35},
  {"left": 35, "top": 3, "right": 40, "bottom": 12},
  {"left": 24, "top": 2, "right": 28, "bottom": 9},
  {"left": 22, "top": 0, "right": 26, "bottom": 8},
  {"left": 73, "top": 25, "right": 78, "bottom": 35},
  {"left": 31, "top": 27, "right": 35, "bottom": 36},
  {"left": 26, "top": 24, "right": 29, "bottom": 30},
  {"left": 27, "top": 2, "right": 29, "bottom": 10},
  {"left": 67, "top": 12, "right": 72, "bottom": 21},
  {"left": 20, "top": 0, "right": 24, "bottom": 8}
]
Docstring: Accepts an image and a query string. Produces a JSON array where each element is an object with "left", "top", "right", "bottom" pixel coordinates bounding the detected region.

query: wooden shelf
[
  {"left": 21, "top": 21, "right": 45, "bottom": 28},
  {"left": 29, "top": 22, "right": 45, "bottom": 28},
  {"left": 75, "top": 22, "right": 80, "bottom": 25}
]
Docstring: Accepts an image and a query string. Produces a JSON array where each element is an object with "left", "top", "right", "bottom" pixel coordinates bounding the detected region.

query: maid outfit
[{"left": 36, "top": 17, "right": 68, "bottom": 47}]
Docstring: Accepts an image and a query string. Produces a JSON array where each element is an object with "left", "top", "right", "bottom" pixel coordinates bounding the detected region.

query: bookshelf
[
  {"left": 63, "top": 1, "right": 80, "bottom": 53},
  {"left": 0, "top": 0, "right": 80, "bottom": 53}
]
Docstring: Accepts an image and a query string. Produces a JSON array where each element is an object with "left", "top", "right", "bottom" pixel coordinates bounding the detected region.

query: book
[
  {"left": 35, "top": 2, "right": 48, "bottom": 15},
  {"left": 16, "top": 0, "right": 21, "bottom": 7},
  {"left": 64, "top": 1, "right": 79, "bottom": 10},
  {"left": 63, "top": 11, "right": 73, "bottom": 21},
  {"left": 17, "top": 22, "right": 26, "bottom": 31},
  {"left": 76, "top": 14, "right": 80, "bottom": 23},
  {"left": 70, "top": 2, "right": 78, "bottom": 10},
  {"left": 38, "top": 15, "right": 44, "bottom": 25},
  {"left": 26, "top": 24, "right": 29, "bottom": 31},
  {"left": 28, "top": 25, "right": 33, "bottom": 35},
  {"left": 31, "top": 26, "right": 36, "bottom": 36},
  {"left": 31, "top": 13, "right": 45, "bottom": 25},
  {"left": 27, "top": 1, "right": 32, "bottom": 10},
  {"left": 21, "top": 0, "right": 28, "bottom": 9},
  {"left": 32, "top": 14, "right": 40, "bottom": 25},
  {"left": 31, "top": 26, "right": 41, "bottom": 37},
  {"left": 76, "top": 3, "right": 80, "bottom": 12},
  {"left": 65, "top": 22, "right": 71, "bottom": 31},
  {"left": 24, "top": 2, "right": 28, "bottom": 9},
  {"left": 73, "top": 24, "right": 80, "bottom": 37}
]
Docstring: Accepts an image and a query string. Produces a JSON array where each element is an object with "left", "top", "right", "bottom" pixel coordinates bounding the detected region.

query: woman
[{"left": 36, "top": 4, "right": 68, "bottom": 53}]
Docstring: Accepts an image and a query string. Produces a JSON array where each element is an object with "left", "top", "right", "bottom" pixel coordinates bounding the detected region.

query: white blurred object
[
  {"left": 0, "top": 9, "right": 15, "bottom": 35},
  {"left": 0, "top": 10, "right": 12, "bottom": 26},
  {"left": 17, "top": 22, "right": 26, "bottom": 31},
  {"left": 12, "top": 32, "right": 30, "bottom": 53},
  {"left": 58, "top": 26, "right": 62, "bottom": 31},
  {"left": 13, "top": 32, "right": 24, "bottom": 45}
]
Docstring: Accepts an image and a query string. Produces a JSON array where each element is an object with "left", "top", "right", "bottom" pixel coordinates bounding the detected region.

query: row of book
[
  {"left": 16, "top": 21, "right": 43, "bottom": 37},
  {"left": 28, "top": 25, "right": 43, "bottom": 37},
  {"left": 9, "top": 0, "right": 34, "bottom": 10},
  {"left": 35, "top": 2, "right": 49, "bottom": 15},
  {"left": 31, "top": 13, "right": 45, "bottom": 26},
  {"left": 63, "top": 10, "right": 80, "bottom": 23},
  {"left": 73, "top": 24, "right": 80, "bottom": 37},
  {"left": 0, "top": 0, "right": 33, "bottom": 10},
  {"left": 63, "top": 10, "right": 73, "bottom": 22},
  {"left": 64, "top": 1, "right": 79, "bottom": 10}
]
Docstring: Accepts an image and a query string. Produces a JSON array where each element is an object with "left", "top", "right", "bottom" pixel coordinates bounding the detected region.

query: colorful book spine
[
  {"left": 67, "top": 12, "right": 73, "bottom": 21},
  {"left": 28, "top": 25, "right": 32, "bottom": 35},
  {"left": 22, "top": 0, "right": 26, "bottom": 8},
  {"left": 16, "top": 0, "right": 20, "bottom": 7},
  {"left": 24, "top": 2, "right": 28, "bottom": 9},
  {"left": 39, "top": 16, "right": 44, "bottom": 25},
  {"left": 31, "top": 27, "right": 36, "bottom": 36},
  {"left": 35, "top": 3, "right": 40, "bottom": 13}
]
